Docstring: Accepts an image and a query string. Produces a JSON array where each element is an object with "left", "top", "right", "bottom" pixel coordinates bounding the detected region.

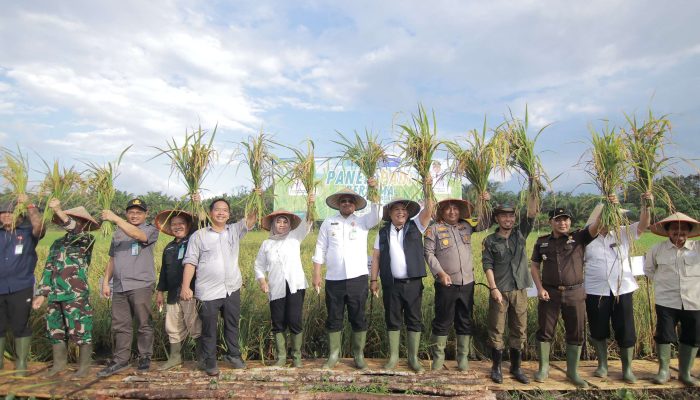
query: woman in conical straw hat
[
  {"left": 644, "top": 211, "right": 700, "bottom": 387},
  {"left": 254, "top": 193, "right": 315, "bottom": 368},
  {"left": 154, "top": 207, "right": 201, "bottom": 370},
  {"left": 32, "top": 198, "right": 100, "bottom": 378}
]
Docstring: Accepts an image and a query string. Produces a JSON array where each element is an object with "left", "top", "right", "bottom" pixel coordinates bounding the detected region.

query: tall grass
[
  {"left": 277, "top": 139, "right": 321, "bottom": 221},
  {"left": 1, "top": 146, "right": 30, "bottom": 227},
  {"left": 239, "top": 130, "right": 275, "bottom": 226},
  {"left": 38, "top": 159, "right": 84, "bottom": 223},
  {"left": 85, "top": 146, "right": 131, "bottom": 237},
  {"left": 396, "top": 104, "right": 442, "bottom": 204},
  {"left": 333, "top": 130, "right": 387, "bottom": 203}
]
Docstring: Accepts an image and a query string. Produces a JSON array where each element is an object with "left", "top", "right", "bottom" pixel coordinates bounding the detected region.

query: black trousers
[
  {"left": 199, "top": 290, "right": 241, "bottom": 367},
  {"left": 382, "top": 278, "right": 423, "bottom": 332},
  {"left": 270, "top": 284, "right": 305, "bottom": 334},
  {"left": 431, "top": 281, "right": 474, "bottom": 336},
  {"left": 655, "top": 304, "right": 700, "bottom": 347},
  {"left": 325, "top": 275, "right": 368, "bottom": 332},
  {"left": 586, "top": 291, "right": 637, "bottom": 348},
  {"left": 0, "top": 286, "right": 32, "bottom": 337}
]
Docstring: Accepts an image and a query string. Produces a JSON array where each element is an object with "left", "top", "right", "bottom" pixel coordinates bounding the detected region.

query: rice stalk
[
  {"left": 85, "top": 145, "right": 131, "bottom": 237},
  {"left": 38, "top": 159, "right": 84, "bottom": 223},
  {"left": 445, "top": 117, "right": 509, "bottom": 222},
  {"left": 277, "top": 139, "right": 321, "bottom": 222},
  {"left": 395, "top": 104, "right": 442, "bottom": 204},
  {"left": 153, "top": 125, "right": 217, "bottom": 226},
  {"left": 1, "top": 146, "right": 30, "bottom": 228},
  {"left": 623, "top": 110, "right": 675, "bottom": 213},
  {"left": 332, "top": 129, "right": 388, "bottom": 203},
  {"left": 239, "top": 130, "right": 275, "bottom": 226}
]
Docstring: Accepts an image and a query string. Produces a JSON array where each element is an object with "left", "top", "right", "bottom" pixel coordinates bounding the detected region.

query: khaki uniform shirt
[
  {"left": 531, "top": 228, "right": 594, "bottom": 287},
  {"left": 644, "top": 239, "right": 700, "bottom": 310},
  {"left": 424, "top": 220, "right": 477, "bottom": 285}
]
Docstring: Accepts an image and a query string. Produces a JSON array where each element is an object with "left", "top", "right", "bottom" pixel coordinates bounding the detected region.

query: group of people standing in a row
[{"left": 0, "top": 180, "right": 698, "bottom": 388}]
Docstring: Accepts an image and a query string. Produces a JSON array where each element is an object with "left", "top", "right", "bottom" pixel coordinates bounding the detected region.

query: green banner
[{"left": 273, "top": 157, "right": 461, "bottom": 220}]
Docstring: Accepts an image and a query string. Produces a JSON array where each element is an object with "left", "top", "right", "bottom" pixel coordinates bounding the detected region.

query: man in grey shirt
[
  {"left": 181, "top": 195, "right": 257, "bottom": 376},
  {"left": 98, "top": 198, "right": 159, "bottom": 377}
]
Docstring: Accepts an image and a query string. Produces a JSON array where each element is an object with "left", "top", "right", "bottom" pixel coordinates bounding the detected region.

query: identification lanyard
[{"left": 131, "top": 242, "right": 140, "bottom": 256}]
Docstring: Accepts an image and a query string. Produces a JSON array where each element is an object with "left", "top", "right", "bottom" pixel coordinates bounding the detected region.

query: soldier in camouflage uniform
[{"left": 32, "top": 199, "right": 100, "bottom": 378}]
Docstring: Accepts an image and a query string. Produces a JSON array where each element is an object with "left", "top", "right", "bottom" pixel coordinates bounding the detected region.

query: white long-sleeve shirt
[
  {"left": 644, "top": 239, "right": 700, "bottom": 310},
  {"left": 312, "top": 204, "right": 381, "bottom": 281},
  {"left": 254, "top": 220, "right": 311, "bottom": 302},
  {"left": 584, "top": 222, "right": 639, "bottom": 296}
]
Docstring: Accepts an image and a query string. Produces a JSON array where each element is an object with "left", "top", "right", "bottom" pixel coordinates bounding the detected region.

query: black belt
[
  {"left": 393, "top": 277, "right": 421, "bottom": 284},
  {"left": 544, "top": 283, "right": 583, "bottom": 291}
]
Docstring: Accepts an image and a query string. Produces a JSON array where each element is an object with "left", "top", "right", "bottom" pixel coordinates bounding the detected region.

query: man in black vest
[{"left": 370, "top": 197, "right": 432, "bottom": 372}]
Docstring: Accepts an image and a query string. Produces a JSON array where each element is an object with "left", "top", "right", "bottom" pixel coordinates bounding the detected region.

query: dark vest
[{"left": 378, "top": 220, "right": 427, "bottom": 285}]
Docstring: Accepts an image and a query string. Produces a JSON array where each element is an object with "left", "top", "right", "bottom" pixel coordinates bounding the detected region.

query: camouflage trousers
[{"left": 46, "top": 298, "right": 93, "bottom": 344}]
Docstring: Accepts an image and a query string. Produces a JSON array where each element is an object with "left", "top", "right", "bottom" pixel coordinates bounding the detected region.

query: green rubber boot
[
  {"left": 0, "top": 337, "right": 5, "bottom": 370},
  {"left": 456, "top": 335, "right": 471, "bottom": 371},
  {"left": 652, "top": 343, "right": 671, "bottom": 384},
  {"left": 46, "top": 342, "right": 68, "bottom": 377},
  {"left": 72, "top": 344, "right": 92, "bottom": 378},
  {"left": 620, "top": 346, "right": 637, "bottom": 383},
  {"left": 14, "top": 336, "right": 31, "bottom": 377},
  {"left": 407, "top": 331, "right": 424, "bottom": 372},
  {"left": 291, "top": 332, "right": 303, "bottom": 368},
  {"left": 352, "top": 331, "right": 367, "bottom": 370},
  {"left": 534, "top": 341, "right": 550, "bottom": 383},
  {"left": 565, "top": 344, "right": 589, "bottom": 388},
  {"left": 274, "top": 332, "right": 287, "bottom": 367},
  {"left": 678, "top": 343, "right": 699, "bottom": 387},
  {"left": 159, "top": 341, "right": 183, "bottom": 370},
  {"left": 430, "top": 335, "right": 447, "bottom": 371},
  {"left": 322, "top": 331, "right": 341, "bottom": 369},
  {"left": 590, "top": 338, "right": 608, "bottom": 378},
  {"left": 383, "top": 330, "right": 400, "bottom": 370}
]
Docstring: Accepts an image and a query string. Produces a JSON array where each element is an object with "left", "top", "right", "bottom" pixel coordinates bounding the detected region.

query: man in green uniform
[
  {"left": 32, "top": 198, "right": 100, "bottom": 378},
  {"left": 482, "top": 193, "right": 537, "bottom": 384}
]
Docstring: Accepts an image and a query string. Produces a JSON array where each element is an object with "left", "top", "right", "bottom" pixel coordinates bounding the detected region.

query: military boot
[
  {"left": 534, "top": 341, "right": 550, "bottom": 383},
  {"left": 678, "top": 343, "right": 699, "bottom": 387},
  {"left": 352, "top": 331, "right": 368, "bottom": 369},
  {"left": 565, "top": 344, "right": 589, "bottom": 388},
  {"left": 14, "top": 336, "right": 31, "bottom": 377},
  {"left": 322, "top": 331, "right": 341, "bottom": 369},
  {"left": 430, "top": 335, "right": 447, "bottom": 371},
  {"left": 159, "top": 341, "right": 183, "bottom": 370},
  {"left": 652, "top": 343, "right": 671, "bottom": 384},
  {"left": 456, "top": 335, "right": 471, "bottom": 371},
  {"left": 72, "top": 344, "right": 93, "bottom": 378},
  {"left": 384, "top": 330, "right": 400, "bottom": 370},
  {"left": 407, "top": 331, "right": 424, "bottom": 372},
  {"left": 590, "top": 338, "right": 608, "bottom": 378},
  {"left": 46, "top": 342, "right": 68, "bottom": 377},
  {"left": 274, "top": 332, "right": 287, "bottom": 367},
  {"left": 620, "top": 346, "right": 637, "bottom": 383},
  {"left": 291, "top": 332, "right": 303, "bottom": 368}
]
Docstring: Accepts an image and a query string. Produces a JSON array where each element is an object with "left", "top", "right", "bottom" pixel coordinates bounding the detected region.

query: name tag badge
[
  {"left": 131, "top": 242, "right": 140, "bottom": 256},
  {"left": 540, "top": 242, "right": 549, "bottom": 248},
  {"left": 177, "top": 246, "right": 185, "bottom": 260},
  {"left": 14, "top": 244, "right": 24, "bottom": 255}
]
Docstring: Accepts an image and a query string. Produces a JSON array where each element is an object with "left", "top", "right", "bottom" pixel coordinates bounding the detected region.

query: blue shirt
[{"left": 0, "top": 221, "right": 41, "bottom": 294}]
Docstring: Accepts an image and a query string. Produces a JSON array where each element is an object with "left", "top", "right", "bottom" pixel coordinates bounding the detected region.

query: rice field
[{"left": 20, "top": 225, "right": 672, "bottom": 365}]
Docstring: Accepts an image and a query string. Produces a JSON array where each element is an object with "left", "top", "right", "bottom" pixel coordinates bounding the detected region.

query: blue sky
[{"left": 1, "top": 0, "right": 699, "bottom": 198}]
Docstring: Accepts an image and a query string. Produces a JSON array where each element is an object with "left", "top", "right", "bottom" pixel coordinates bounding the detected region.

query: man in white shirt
[
  {"left": 312, "top": 181, "right": 380, "bottom": 369},
  {"left": 645, "top": 212, "right": 700, "bottom": 387},
  {"left": 370, "top": 196, "right": 432, "bottom": 372},
  {"left": 584, "top": 193, "right": 651, "bottom": 383}
]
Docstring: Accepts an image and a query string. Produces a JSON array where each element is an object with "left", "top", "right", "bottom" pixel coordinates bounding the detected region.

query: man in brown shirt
[{"left": 530, "top": 207, "right": 601, "bottom": 388}]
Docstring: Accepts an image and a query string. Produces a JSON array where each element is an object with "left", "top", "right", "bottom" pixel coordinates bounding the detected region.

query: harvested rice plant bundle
[
  {"left": 396, "top": 104, "right": 442, "bottom": 204},
  {"left": 333, "top": 129, "right": 387, "bottom": 203},
  {"left": 86, "top": 145, "right": 131, "bottom": 237},
  {"left": 445, "top": 118, "right": 509, "bottom": 222},
  {"left": 278, "top": 139, "right": 321, "bottom": 222},
  {"left": 0, "top": 147, "right": 29, "bottom": 227},
  {"left": 38, "top": 159, "right": 84, "bottom": 223},
  {"left": 623, "top": 111, "right": 674, "bottom": 213},
  {"left": 239, "top": 130, "right": 275, "bottom": 227},
  {"left": 154, "top": 125, "right": 217, "bottom": 226},
  {"left": 501, "top": 107, "right": 549, "bottom": 213}
]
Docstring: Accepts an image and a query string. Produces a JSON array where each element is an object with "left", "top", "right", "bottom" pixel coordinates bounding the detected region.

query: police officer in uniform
[
  {"left": 530, "top": 206, "right": 602, "bottom": 388},
  {"left": 424, "top": 193, "right": 489, "bottom": 371}
]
